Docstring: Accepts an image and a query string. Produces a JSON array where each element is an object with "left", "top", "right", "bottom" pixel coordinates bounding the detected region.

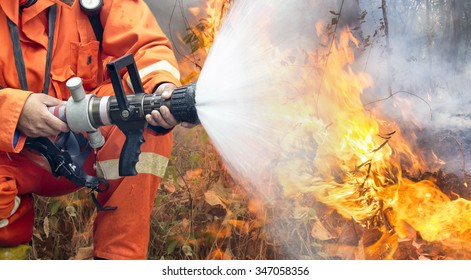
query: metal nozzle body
[
  {"left": 50, "top": 80, "right": 199, "bottom": 135},
  {"left": 64, "top": 77, "right": 105, "bottom": 149}
]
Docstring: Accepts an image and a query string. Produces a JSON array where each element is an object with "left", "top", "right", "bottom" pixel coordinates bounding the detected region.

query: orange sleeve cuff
[
  {"left": 0, "top": 89, "right": 32, "bottom": 153},
  {"left": 144, "top": 72, "right": 182, "bottom": 94}
]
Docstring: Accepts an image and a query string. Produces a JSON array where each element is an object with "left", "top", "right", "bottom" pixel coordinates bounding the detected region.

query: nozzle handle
[
  {"left": 106, "top": 54, "right": 147, "bottom": 177},
  {"left": 106, "top": 53, "right": 144, "bottom": 117},
  {"left": 119, "top": 130, "right": 145, "bottom": 176}
]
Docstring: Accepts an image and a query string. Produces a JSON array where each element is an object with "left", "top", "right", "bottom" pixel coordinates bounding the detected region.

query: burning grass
[{"left": 30, "top": 132, "right": 471, "bottom": 260}]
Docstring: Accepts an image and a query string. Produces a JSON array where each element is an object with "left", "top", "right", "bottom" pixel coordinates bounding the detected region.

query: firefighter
[{"left": 0, "top": 0, "right": 184, "bottom": 259}]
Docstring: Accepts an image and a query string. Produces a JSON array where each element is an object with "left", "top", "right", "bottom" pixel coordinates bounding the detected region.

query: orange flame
[
  {"left": 180, "top": 1, "right": 471, "bottom": 259},
  {"left": 277, "top": 22, "right": 471, "bottom": 257},
  {"left": 178, "top": 0, "right": 230, "bottom": 83}
]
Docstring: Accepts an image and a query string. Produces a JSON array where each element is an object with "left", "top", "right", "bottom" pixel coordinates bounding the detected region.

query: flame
[
  {"left": 383, "top": 179, "right": 471, "bottom": 243},
  {"left": 277, "top": 22, "right": 471, "bottom": 258},
  {"left": 279, "top": 23, "right": 421, "bottom": 223},
  {"left": 201, "top": 0, "right": 229, "bottom": 46},
  {"left": 179, "top": 1, "right": 471, "bottom": 259},
  {"left": 178, "top": 0, "right": 231, "bottom": 83}
]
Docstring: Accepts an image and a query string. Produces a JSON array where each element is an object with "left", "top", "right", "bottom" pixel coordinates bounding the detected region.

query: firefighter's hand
[
  {"left": 146, "top": 83, "right": 196, "bottom": 129},
  {"left": 17, "top": 94, "right": 70, "bottom": 137}
]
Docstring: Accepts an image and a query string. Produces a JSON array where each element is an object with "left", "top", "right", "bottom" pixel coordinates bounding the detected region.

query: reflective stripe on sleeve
[
  {"left": 96, "top": 152, "right": 169, "bottom": 180},
  {"left": 126, "top": 60, "right": 181, "bottom": 92}
]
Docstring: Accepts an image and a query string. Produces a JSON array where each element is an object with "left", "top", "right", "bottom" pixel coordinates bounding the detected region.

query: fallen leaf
[
  {"left": 163, "top": 182, "right": 176, "bottom": 193},
  {"left": 70, "top": 247, "right": 93, "bottom": 260},
  {"left": 181, "top": 218, "right": 190, "bottom": 229},
  {"left": 223, "top": 247, "right": 233, "bottom": 260},
  {"left": 186, "top": 169, "right": 203, "bottom": 178},
  {"left": 204, "top": 189, "right": 226, "bottom": 208},
  {"left": 311, "top": 217, "right": 335, "bottom": 241},
  {"left": 33, "top": 229, "right": 43, "bottom": 242},
  {"left": 43, "top": 217, "right": 50, "bottom": 238}
]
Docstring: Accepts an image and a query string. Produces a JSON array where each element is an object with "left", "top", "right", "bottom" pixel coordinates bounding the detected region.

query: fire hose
[{"left": 25, "top": 54, "right": 199, "bottom": 210}]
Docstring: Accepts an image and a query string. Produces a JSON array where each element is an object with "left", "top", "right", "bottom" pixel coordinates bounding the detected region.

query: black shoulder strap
[
  {"left": 79, "top": 0, "right": 104, "bottom": 46},
  {"left": 88, "top": 14, "right": 103, "bottom": 48}
]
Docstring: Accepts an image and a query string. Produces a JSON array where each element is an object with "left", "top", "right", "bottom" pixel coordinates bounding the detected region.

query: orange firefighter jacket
[
  {"left": 0, "top": 0, "right": 181, "bottom": 258},
  {"left": 0, "top": 0, "right": 181, "bottom": 154}
]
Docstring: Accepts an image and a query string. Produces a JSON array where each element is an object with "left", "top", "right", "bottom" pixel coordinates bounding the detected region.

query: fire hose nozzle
[
  {"left": 49, "top": 54, "right": 199, "bottom": 176},
  {"left": 169, "top": 82, "right": 199, "bottom": 125}
]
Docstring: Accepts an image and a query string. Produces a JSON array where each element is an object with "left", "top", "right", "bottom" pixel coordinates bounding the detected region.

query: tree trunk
[{"left": 381, "top": 0, "right": 392, "bottom": 96}]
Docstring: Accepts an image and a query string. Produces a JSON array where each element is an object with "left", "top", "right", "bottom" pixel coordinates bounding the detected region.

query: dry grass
[
  {"left": 31, "top": 126, "right": 279, "bottom": 260},
  {"left": 31, "top": 126, "right": 468, "bottom": 260}
]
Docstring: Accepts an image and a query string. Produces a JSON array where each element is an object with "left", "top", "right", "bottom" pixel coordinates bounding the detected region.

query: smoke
[
  {"left": 146, "top": 0, "right": 471, "bottom": 176},
  {"left": 145, "top": 0, "right": 471, "bottom": 259},
  {"left": 353, "top": 1, "right": 471, "bottom": 176},
  {"left": 145, "top": 0, "right": 206, "bottom": 61}
]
